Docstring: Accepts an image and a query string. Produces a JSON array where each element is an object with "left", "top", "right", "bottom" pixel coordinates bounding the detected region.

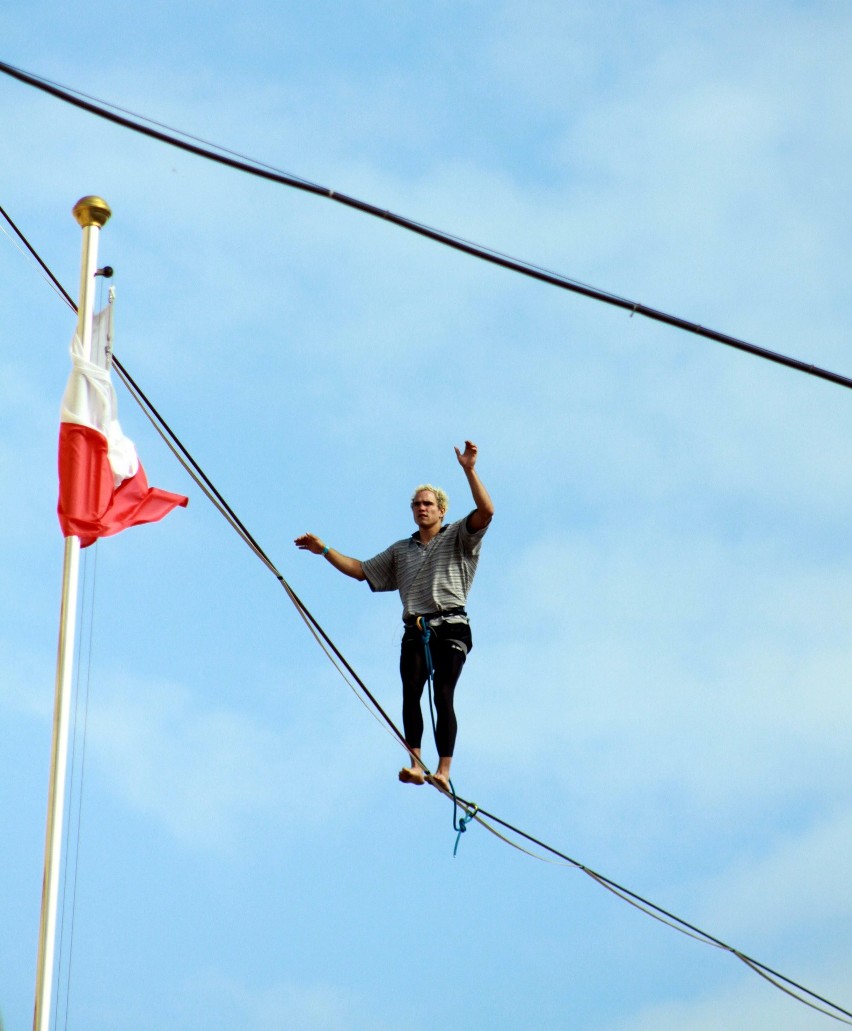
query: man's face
[{"left": 411, "top": 490, "right": 444, "bottom": 532}]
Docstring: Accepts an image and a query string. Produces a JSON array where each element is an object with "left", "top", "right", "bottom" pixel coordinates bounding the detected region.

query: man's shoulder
[
  {"left": 433, "top": 514, "right": 487, "bottom": 553},
  {"left": 457, "top": 512, "right": 489, "bottom": 539}
]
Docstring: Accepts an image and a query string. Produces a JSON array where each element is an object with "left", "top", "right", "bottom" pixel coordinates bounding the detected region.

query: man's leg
[
  {"left": 398, "top": 629, "right": 427, "bottom": 784},
  {"left": 428, "top": 627, "right": 470, "bottom": 791}
]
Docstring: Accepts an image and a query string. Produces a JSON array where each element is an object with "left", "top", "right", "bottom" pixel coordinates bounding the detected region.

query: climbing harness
[{"left": 416, "top": 615, "right": 476, "bottom": 857}]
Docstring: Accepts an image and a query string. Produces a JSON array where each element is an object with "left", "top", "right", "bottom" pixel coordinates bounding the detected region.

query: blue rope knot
[{"left": 453, "top": 804, "right": 478, "bottom": 858}]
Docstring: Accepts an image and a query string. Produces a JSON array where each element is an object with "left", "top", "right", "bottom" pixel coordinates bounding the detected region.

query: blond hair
[{"left": 411, "top": 484, "right": 448, "bottom": 514}]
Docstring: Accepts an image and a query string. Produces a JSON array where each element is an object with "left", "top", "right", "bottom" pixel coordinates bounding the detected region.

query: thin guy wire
[
  {"left": 6, "top": 73, "right": 323, "bottom": 192},
  {"left": 0, "top": 220, "right": 71, "bottom": 303},
  {"left": 0, "top": 203, "right": 77, "bottom": 310},
  {"left": 2, "top": 60, "right": 852, "bottom": 392}
]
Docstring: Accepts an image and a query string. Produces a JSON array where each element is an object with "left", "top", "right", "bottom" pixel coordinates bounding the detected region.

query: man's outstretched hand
[
  {"left": 454, "top": 440, "right": 479, "bottom": 471},
  {"left": 456, "top": 440, "right": 494, "bottom": 530},
  {"left": 294, "top": 532, "right": 325, "bottom": 554}
]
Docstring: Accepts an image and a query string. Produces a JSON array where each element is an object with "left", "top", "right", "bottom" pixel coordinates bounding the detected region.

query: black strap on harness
[{"left": 404, "top": 606, "right": 466, "bottom": 626}]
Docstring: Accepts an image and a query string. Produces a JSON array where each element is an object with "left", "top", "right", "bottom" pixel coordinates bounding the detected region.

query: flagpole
[{"left": 33, "top": 196, "right": 111, "bottom": 1031}]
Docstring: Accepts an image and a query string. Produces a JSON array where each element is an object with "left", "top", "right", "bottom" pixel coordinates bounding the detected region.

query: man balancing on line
[{"left": 294, "top": 441, "right": 494, "bottom": 792}]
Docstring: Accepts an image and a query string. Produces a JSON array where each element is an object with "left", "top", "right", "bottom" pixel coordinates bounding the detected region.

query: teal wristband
[{"left": 321, "top": 546, "right": 330, "bottom": 556}]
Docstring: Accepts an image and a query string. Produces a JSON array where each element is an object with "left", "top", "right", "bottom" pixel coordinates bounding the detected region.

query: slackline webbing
[{"left": 3, "top": 199, "right": 852, "bottom": 1027}]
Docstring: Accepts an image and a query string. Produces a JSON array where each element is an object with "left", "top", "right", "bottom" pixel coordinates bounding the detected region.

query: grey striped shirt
[{"left": 362, "top": 513, "right": 488, "bottom": 620}]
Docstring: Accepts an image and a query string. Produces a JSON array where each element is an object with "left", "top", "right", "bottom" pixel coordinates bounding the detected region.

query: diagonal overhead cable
[
  {"left": 2, "top": 58, "right": 852, "bottom": 392},
  {"left": 4, "top": 200, "right": 852, "bottom": 1026}
]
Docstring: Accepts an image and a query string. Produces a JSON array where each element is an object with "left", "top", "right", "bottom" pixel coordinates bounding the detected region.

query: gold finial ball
[{"left": 72, "top": 196, "right": 112, "bottom": 229}]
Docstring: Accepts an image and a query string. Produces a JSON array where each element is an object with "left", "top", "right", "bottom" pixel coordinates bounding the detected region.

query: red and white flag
[{"left": 57, "top": 296, "right": 187, "bottom": 547}]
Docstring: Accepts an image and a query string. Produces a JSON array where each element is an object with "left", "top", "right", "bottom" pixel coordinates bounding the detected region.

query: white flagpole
[{"left": 33, "top": 196, "right": 111, "bottom": 1031}]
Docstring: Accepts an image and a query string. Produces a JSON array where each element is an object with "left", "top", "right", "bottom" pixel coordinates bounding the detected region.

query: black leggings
[{"left": 399, "top": 620, "right": 472, "bottom": 757}]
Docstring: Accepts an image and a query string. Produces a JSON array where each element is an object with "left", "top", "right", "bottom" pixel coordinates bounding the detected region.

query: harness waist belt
[{"left": 403, "top": 606, "right": 467, "bottom": 626}]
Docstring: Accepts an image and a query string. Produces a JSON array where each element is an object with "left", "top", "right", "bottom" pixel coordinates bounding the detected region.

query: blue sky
[{"left": 3, "top": 2, "right": 852, "bottom": 1029}]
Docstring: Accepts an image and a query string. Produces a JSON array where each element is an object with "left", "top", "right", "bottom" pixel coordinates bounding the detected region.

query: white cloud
[
  {"left": 76, "top": 669, "right": 383, "bottom": 851},
  {"left": 179, "top": 970, "right": 392, "bottom": 1031},
  {"left": 463, "top": 523, "right": 852, "bottom": 849},
  {"left": 602, "top": 950, "right": 852, "bottom": 1031},
  {"left": 691, "top": 806, "right": 852, "bottom": 940},
  {"left": 4, "top": 6, "right": 852, "bottom": 1031}
]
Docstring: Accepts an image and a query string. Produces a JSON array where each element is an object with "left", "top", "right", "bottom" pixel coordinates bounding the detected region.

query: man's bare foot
[
  {"left": 399, "top": 766, "right": 426, "bottom": 785},
  {"left": 427, "top": 772, "right": 451, "bottom": 793}
]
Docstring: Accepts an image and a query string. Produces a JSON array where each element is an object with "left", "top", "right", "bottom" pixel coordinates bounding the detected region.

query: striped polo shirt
[{"left": 362, "top": 513, "right": 488, "bottom": 621}]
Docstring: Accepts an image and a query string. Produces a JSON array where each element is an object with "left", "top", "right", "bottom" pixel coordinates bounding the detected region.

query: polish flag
[{"left": 57, "top": 297, "right": 187, "bottom": 547}]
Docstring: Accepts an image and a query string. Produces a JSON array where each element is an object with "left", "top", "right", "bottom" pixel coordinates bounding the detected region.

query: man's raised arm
[
  {"left": 294, "top": 533, "right": 366, "bottom": 581},
  {"left": 454, "top": 440, "right": 495, "bottom": 532}
]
